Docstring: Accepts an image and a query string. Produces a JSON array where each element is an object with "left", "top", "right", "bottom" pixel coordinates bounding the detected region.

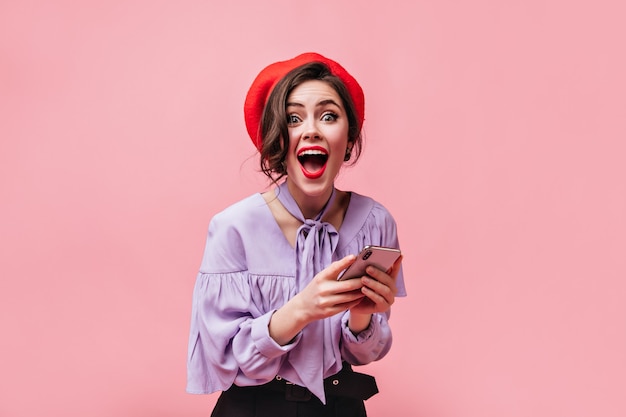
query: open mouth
[{"left": 297, "top": 146, "right": 328, "bottom": 179}]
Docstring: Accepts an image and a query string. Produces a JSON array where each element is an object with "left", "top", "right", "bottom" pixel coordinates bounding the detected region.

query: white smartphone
[{"left": 337, "top": 245, "right": 402, "bottom": 281}]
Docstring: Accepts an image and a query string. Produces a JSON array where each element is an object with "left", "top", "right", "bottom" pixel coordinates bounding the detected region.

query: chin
[{"left": 289, "top": 173, "right": 333, "bottom": 196}]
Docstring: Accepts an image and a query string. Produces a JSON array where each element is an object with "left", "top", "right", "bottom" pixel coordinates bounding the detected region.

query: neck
[{"left": 285, "top": 181, "right": 334, "bottom": 220}]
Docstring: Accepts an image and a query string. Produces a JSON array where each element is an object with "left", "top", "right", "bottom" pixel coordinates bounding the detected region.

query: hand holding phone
[{"left": 338, "top": 245, "right": 401, "bottom": 281}]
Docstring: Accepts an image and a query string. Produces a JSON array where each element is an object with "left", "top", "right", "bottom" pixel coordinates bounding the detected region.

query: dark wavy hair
[{"left": 259, "top": 61, "right": 363, "bottom": 182}]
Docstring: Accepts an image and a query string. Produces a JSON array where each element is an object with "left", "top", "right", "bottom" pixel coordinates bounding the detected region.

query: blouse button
[
  {"left": 276, "top": 376, "right": 282, "bottom": 381},
  {"left": 332, "top": 379, "right": 339, "bottom": 385}
]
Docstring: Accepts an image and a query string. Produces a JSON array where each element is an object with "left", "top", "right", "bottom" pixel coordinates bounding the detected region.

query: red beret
[{"left": 244, "top": 52, "right": 365, "bottom": 151}]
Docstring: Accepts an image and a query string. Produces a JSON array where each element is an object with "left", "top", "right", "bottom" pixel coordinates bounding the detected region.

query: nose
[{"left": 301, "top": 120, "right": 321, "bottom": 140}]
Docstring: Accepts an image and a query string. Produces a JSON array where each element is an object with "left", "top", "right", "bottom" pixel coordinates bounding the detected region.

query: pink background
[{"left": 2, "top": 1, "right": 625, "bottom": 416}]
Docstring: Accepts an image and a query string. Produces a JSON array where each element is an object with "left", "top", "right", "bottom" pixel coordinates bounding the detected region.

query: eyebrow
[{"left": 286, "top": 99, "right": 342, "bottom": 108}]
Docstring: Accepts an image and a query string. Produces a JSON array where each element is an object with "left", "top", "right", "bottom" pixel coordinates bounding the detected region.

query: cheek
[
  {"left": 327, "top": 127, "right": 349, "bottom": 150},
  {"left": 286, "top": 133, "right": 298, "bottom": 153}
]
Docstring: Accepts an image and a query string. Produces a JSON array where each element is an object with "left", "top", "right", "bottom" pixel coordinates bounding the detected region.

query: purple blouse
[{"left": 186, "top": 183, "right": 406, "bottom": 403}]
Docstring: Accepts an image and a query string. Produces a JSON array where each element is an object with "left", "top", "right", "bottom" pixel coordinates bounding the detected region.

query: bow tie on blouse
[{"left": 276, "top": 181, "right": 339, "bottom": 403}]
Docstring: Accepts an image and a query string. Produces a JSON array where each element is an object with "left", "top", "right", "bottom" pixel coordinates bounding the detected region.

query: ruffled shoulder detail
[
  {"left": 198, "top": 193, "right": 293, "bottom": 276},
  {"left": 338, "top": 193, "right": 399, "bottom": 251}
]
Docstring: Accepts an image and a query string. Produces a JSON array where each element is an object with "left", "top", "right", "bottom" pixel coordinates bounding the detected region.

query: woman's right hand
[{"left": 268, "top": 255, "right": 365, "bottom": 345}]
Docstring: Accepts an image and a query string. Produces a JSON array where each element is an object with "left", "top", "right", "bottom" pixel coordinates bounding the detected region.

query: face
[{"left": 284, "top": 80, "right": 350, "bottom": 211}]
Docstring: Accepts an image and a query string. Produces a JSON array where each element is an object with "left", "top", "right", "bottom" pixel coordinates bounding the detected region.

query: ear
[
  {"left": 346, "top": 138, "right": 355, "bottom": 152},
  {"left": 344, "top": 145, "right": 353, "bottom": 162}
]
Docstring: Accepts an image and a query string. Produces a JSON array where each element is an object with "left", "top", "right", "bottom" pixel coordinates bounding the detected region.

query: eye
[
  {"left": 321, "top": 112, "right": 338, "bottom": 122},
  {"left": 287, "top": 114, "right": 301, "bottom": 125}
]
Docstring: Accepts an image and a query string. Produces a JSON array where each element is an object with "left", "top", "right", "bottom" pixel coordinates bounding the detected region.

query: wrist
[
  {"left": 348, "top": 312, "right": 372, "bottom": 335},
  {"left": 269, "top": 298, "right": 310, "bottom": 345}
]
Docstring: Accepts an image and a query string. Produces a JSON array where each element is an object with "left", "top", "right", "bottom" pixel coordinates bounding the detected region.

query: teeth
[{"left": 298, "top": 149, "right": 327, "bottom": 156}]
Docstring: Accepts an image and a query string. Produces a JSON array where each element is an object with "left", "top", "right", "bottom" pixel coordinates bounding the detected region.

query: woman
[{"left": 187, "top": 52, "right": 407, "bottom": 417}]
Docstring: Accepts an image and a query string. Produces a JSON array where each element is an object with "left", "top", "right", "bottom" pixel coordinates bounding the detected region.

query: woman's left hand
[{"left": 348, "top": 256, "right": 402, "bottom": 332}]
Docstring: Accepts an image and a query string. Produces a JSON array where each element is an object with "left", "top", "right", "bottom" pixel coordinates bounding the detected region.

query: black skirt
[{"left": 210, "top": 364, "right": 377, "bottom": 417}]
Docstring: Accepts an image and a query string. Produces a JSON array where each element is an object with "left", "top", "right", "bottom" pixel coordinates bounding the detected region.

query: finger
[
  {"left": 320, "top": 292, "right": 365, "bottom": 315},
  {"left": 361, "top": 267, "right": 396, "bottom": 296},
  {"left": 319, "top": 254, "right": 357, "bottom": 281},
  {"left": 336, "top": 278, "right": 366, "bottom": 294},
  {"left": 333, "top": 299, "right": 365, "bottom": 314},
  {"left": 387, "top": 255, "right": 403, "bottom": 278},
  {"left": 362, "top": 276, "right": 396, "bottom": 305},
  {"left": 365, "top": 265, "right": 396, "bottom": 290},
  {"left": 361, "top": 285, "right": 393, "bottom": 309}
]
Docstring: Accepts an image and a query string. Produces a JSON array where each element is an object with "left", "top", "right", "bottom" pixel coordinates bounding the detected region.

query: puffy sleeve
[
  {"left": 336, "top": 197, "right": 406, "bottom": 365},
  {"left": 186, "top": 209, "right": 300, "bottom": 394}
]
